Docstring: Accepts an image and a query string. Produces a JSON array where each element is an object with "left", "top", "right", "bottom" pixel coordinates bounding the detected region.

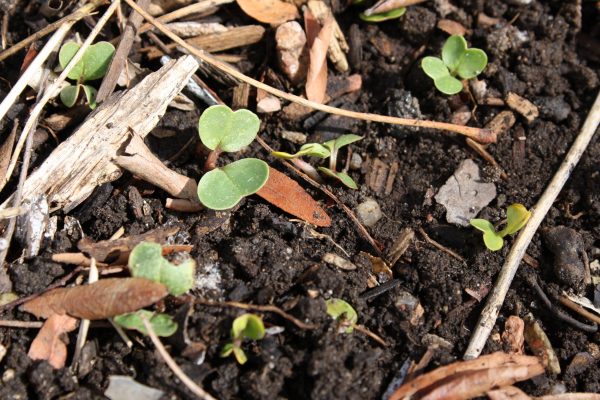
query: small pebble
[
  {"left": 356, "top": 198, "right": 382, "bottom": 227},
  {"left": 349, "top": 153, "right": 363, "bottom": 170},
  {"left": 280, "top": 130, "right": 307, "bottom": 145},
  {"left": 323, "top": 253, "right": 356, "bottom": 271},
  {"left": 257, "top": 96, "right": 281, "bottom": 113}
]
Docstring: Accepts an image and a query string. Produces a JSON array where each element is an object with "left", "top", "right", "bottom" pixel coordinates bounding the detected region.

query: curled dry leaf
[
  {"left": 256, "top": 167, "right": 331, "bottom": 227},
  {"left": 28, "top": 313, "right": 78, "bottom": 369},
  {"left": 22, "top": 278, "right": 168, "bottom": 320},
  {"left": 389, "top": 352, "right": 543, "bottom": 400},
  {"left": 502, "top": 315, "right": 525, "bottom": 354},
  {"left": 305, "top": 9, "right": 334, "bottom": 104},
  {"left": 236, "top": 0, "right": 299, "bottom": 24}
]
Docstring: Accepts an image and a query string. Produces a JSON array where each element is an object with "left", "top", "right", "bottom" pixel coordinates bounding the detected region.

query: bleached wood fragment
[
  {"left": 1, "top": 56, "right": 199, "bottom": 212},
  {"left": 307, "top": 1, "right": 349, "bottom": 73}
]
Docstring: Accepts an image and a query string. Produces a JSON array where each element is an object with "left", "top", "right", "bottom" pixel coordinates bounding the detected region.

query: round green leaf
[
  {"left": 326, "top": 298, "right": 358, "bottom": 333},
  {"left": 359, "top": 7, "right": 406, "bottom": 22},
  {"left": 499, "top": 203, "right": 531, "bottom": 237},
  {"left": 457, "top": 48, "right": 488, "bottom": 79},
  {"left": 197, "top": 158, "right": 269, "bottom": 210},
  {"left": 469, "top": 219, "right": 495, "bottom": 233},
  {"left": 59, "top": 42, "right": 84, "bottom": 81},
  {"left": 159, "top": 258, "right": 195, "bottom": 296},
  {"left": 198, "top": 105, "right": 261, "bottom": 152},
  {"left": 421, "top": 56, "right": 450, "bottom": 80},
  {"left": 232, "top": 314, "right": 265, "bottom": 340},
  {"left": 82, "top": 84, "right": 97, "bottom": 109},
  {"left": 483, "top": 231, "right": 504, "bottom": 251},
  {"left": 434, "top": 75, "right": 463, "bottom": 95},
  {"left": 59, "top": 84, "right": 80, "bottom": 108},
  {"left": 128, "top": 242, "right": 163, "bottom": 282},
  {"left": 442, "top": 35, "right": 468, "bottom": 73},
  {"left": 81, "top": 41, "right": 115, "bottom": 81}
]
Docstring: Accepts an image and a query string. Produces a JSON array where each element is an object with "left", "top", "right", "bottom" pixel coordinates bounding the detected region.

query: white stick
[
  {"left": 1, "top": 0, "right": 121, "bottom": 191},
  {"left": 72, "top": 257, "right": 99, "bottom": 368},
  {"left": 464, "top": 90, "right": 600, "bottom": 359},
  {"left": 141, "top": 316, "right": 217, "bottom": 400},
  {"left": 0, "top": 22, "right": 74, "bottom": 124}
]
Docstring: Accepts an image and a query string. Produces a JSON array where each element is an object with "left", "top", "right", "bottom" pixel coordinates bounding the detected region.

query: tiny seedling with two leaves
[
  {"left": 58, "top": 41, "right": 115, "bottom": 109},
  {"left": 220, "top": 313, "right": 266, "bottom": 364},
  {"left": 421, "top": 35, "right": 488, "bottom": 95},
  {"left": 272, "top": 134, "right": 363, "bottom": 189},
  {"left": 197, "top": 105, "right": 269, "bottom": 210},
  {"left": 326, "top": 298, "right": 358, "bottom": 333},
  {"left": 470, "top": 203, "right": 531, "bottom": 251},
  {"left": 113, "top": 242, "right": 196, "bottom": 336}
]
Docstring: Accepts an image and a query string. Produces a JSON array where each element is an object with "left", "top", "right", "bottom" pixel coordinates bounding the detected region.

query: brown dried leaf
[
  {"left": 487, "top": 386, "right": 532, "bottom": 400},
  {"left": 236, "top": 0, "right": 299, "bottom": 24},
  {"left": 502, "top": 316, "right": 525, "bottom": 354},
  {"left": 389, "top": 352, "right": 543, "bottom": 400},
  {"left": 22, "top": 278, "right": 168, "bottom": 320},
  {"left": 28, "top": 313, "right": 78, "bottom": 369},
  {"left": 305, "top": 10, "right": 333, "bottom": 104},
  {"left": 256, "top": 167, "right": 331, "bottom": 227},
  {"left": 437, "top": 19, "right": 468, "bottom": 36}
]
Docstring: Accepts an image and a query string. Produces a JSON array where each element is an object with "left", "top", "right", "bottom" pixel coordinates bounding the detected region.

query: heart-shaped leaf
[
  {"left": 499, "top": 203, "right": 531, "bottom": 237},
  {"left": 457, "top": 48, "right": 488, "bottom": 79},
  {"left": 470, "top": 218, "right": 503, "bottom": 251},
  {"left": 114, "top": 310, "right": 178, "bottom": 337},
  {"left": 232, "top": 313, "right": 265, "bottom": 340},
  {"left": 198, "top": 105, "right": 261, "bottom": 152},
  {"left": 59, "top": 84, "right": 80, "bottom": 108},
  {"left": 319, "top": 167, "right": 358, "bottom": 189},
  {"left": 434, "top": 75, "right": 463, "bottom": 95},
  {"left": 421, "top": 56, "right": 450, "bottom": 80},
  {"left": 159, "top": 258, "right": 195, "bottom": 296},
  {"left": 197, "top": 158, "right": 269, "bottom": 210},
  {"left": 359, "top": 7, "right": 406, "bottom": 22},
  {"left": 442, "top": 35, "right": 467, "bottom": 73},
  {"left": 59, "top": 41, "right": 115, "bottom": 82}
]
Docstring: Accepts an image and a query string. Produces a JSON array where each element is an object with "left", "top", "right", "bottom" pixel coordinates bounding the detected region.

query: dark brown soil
[{"left": 1, "top": 0, "right": 599, "bottom": 399}]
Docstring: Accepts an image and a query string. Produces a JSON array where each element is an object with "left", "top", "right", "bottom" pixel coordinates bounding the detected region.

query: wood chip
[
  {"left": 307, "top": 0, "right": 348, "bottom": 72},
  {"left": 305, "top": 10, "right": 333, "bottom": 104},
  {"left": 506, "top": 92, "right": 539, "bottom": 122},
  {"left": 388, "top": 228, "right": 414, "bottom": 266},
  {"left": 437, "top": 19, "right": 468, "bottom": 36},
  {"left": 485, "top": 110, "right": 516, "bottom": 139},
  {"left": 502, "top": 315, "right": 525, "bottom": 354},
  {"left": 524, "top": 313, "right": 561, "bottom": 374},
  {"left": 236, "top": 0, "right": 299, "bottom": 24},
  {"left": 323, "top": 253, "right": 356, "bottom": 270}
]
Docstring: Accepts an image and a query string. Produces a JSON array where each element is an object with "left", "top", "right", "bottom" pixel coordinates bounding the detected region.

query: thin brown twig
[
  {"left": 141, "top": 316, "right": 217, "bottom": 400},
  {"left": 137, "top": 0, "right": 234, "bottom": 34},
  {"left": 123, "top": 0, "right": 495, "bottom": 143},
  {"left": 418, "top": 227, "right": 465, "bottom": 262},
  {"left": 0, "top": 0, "right": 106, "bottom": 62},
  {"left": 197, "top": 299, "right": 317, "bottom": 330},
  {"left": 0, "top": 320, "right": 44, "bottom": 328},
  {"left": 558, "top": 295, "right": 600, "bottom": 326},
  {"left": 353, "top": 324, "right": 388, "bottom": 346}
]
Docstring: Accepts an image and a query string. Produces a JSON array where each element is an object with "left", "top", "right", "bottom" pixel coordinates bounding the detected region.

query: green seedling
[
  {"left": 470, "top": 203, "right": 531, "bottom": 251},
  {"left": 220, "top": 313, "right": 265, "bottom": 365},
  {"left": 360, "top": 7, "right": 406, "bottom": 22},
  {"left": 421, "top": 35, "right": 488, "bottom": 95},
  {"left": 114, "top": 310, "right": 178, "bottom": 337},
  {"left": 128, "top": 242, "right": 195, "bottom": 296},
  {"left": 272, "top": 134, "right": 362, "bottom": 189},
  {"left": 58, "top": 41, "right": 115, "bottom": 109},
  {"left": 326, "top": 298, "right": 358, "bottom": 334},
  {"left": 197, "top": 105, "right": 269, "bottom": 210}
]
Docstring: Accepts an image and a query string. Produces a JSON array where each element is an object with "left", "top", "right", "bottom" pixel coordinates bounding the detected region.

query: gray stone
[{"left": 356, "top": 198, "right": 382, "bottom": 227}]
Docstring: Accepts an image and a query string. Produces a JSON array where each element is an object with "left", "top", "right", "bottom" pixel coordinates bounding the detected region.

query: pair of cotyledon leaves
[
  {"left": 470, "top": 203, "right": 531, "bottom": 251},
  {"left": 220, "top": 313, "right": 265, "bottom": 364},
  {"left": 421, "top": 35, "right": 488, "bottom": 95},
  {"left": 58, "top": 41, "right": 115, "bottom": 109},
  {"left": 197, "top": 105, "right": 269, "bottom": 210}
]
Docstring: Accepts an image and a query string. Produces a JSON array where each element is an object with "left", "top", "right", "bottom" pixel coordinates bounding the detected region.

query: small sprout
[
  {"left": 58, "top": 41, "right": 115, "bottom": 109},
  {"left": 220, "top": 313, "right": 265, "bottom": 365},
  {"left": 326, "top": 298, "right": 358, "bottom": 334},
  {"left": 114, "top": 310, "right": 178, "bottom": 337},
  {"left": 470, "top": 203, "right": 531, "bottom": 251},
  {"left": 271, "top": 134, "right": 363, "bottom": 189},
  {"left": 360, "top": 7, "right": 406, "bottom": 22},
  {"left": 421, "top": 35, "right": 488, "bottom": 95},
  {"left": 128, "top": 242, "right": 195, "bottom": 296},
  {"left": 197, "top": 105, "right": 269, "bottom": 210}
]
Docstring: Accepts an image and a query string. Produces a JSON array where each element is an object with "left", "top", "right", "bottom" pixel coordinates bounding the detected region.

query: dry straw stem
[
  {"left": 464, "top": 90, "right": 600, "bottom": 360},
  {"left": 141, "top": 316, "right": 217, "bottom": 400},
  {"left": 0, "top": 0, "right": 106, "bottom": 62},
  {"left": 138, "top": 0, "right": 234, "bottom": 34},
  {"left": 123, "top": 0, "right": 494, "bottom": 143},
  {"left": 1, "top": 0, "right": 121, "bottom": 192}
]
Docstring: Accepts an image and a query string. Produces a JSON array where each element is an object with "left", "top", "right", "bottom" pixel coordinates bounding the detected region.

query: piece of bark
[
  {"left": 502, "top": 315, "right": 525, "bottom": 354},
  {"left": 143, "top": 25, "right": 265, "bottom": 59},
  {"left": 307, "top": 0, "right": 348, "bottom": 72},
  {"left": 0, "top": 56, "right": 198, "bottom": 213},
  {"left": 28, "top": 313, "right": 79, "bottom": 369},
  {"left": 256, "top": 167, "right": 331, "bottom": 227},
  {"left": 235, "top": 0, "right": 299, "bottom": 24},
  {"left": 305, "top": 10, "right": 332, "bottom": 104},
  {"left": 21, "top": 278, "right": 168, "bottom": 320},
  {"left": 506, "top": 92, "right": 539, "bottom": 122}
]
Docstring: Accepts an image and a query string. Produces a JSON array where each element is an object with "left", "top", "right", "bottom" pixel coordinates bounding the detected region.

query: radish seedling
[
  {"left": 326, "top": 298, "right": 358, "bottom": 334},
  {"left": 220, "top": 313, "right": 265, "bottom": 365},
  {"left": 272, "top": 134, "right": 363, "bottom": 189},
  {"left": 421, "top": 35, "right": 488, "bottom": 95},
  {"left": 114, "top": 310, "right": 177, "bottom": 337},
  {"left": 58, "top": 41, "right": 115, "bottom": 109},
  {"left": 197, "top": 105, "right": 269, "bottom": 210},
  {"left": 470, "top": 203, "right": 531, "bottom": 251}
]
